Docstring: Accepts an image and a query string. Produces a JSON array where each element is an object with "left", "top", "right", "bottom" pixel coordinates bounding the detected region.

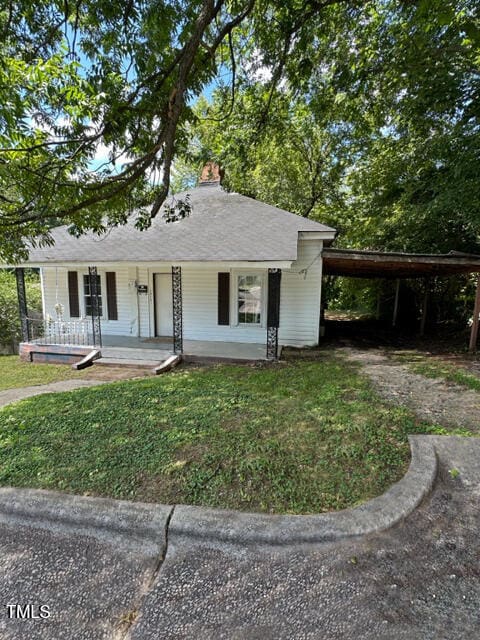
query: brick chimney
[{"left": 199, "top": 162, "right": 221, "bottom": 186}]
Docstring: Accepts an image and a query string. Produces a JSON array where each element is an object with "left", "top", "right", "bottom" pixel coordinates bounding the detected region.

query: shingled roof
[{"left": 25, "top": 184, "right": 336, "bottom": 265}]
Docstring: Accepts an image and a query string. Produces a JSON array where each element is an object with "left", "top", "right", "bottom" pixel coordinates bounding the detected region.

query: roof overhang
[
  {"left": 322, "top": 248, "right": 480, "bottom": 279},
  {"left": 299, "top": 231, "right": 337, "bottom": 241},
  {"left": 13, "top": 260, "right": 294, "bottom": 270}
]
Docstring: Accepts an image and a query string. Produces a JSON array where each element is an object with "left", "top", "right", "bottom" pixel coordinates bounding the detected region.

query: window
[
  {"left": 83, "top": 274, "right": 103, "bottom": 316},
  {"left": 237, "top": 274, "right": 262, "bottom": 324}
]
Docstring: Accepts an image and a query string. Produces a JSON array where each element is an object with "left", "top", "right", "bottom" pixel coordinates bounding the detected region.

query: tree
[
  {"left": 183, "top": 90, "right": 346, "bottom": 223},
  {"left": 313, "top": 0, "right": 480, "bottom": 253},
  {"left": 190, "top": 0, "right": 479, "bottom": 251},
  {"left": 2, "top": 1, "right": 478, "bottom": 263},
  {"left": 0, "top": 0, "right": 353, "bottom": 261},
  {"left": 173, "top": 0, "right": 480, "bottom": 325}
]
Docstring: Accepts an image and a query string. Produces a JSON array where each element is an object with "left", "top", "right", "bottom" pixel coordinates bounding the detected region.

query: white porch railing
[{"left": 26, "top": 317, "right": 94, "bottom": 346}]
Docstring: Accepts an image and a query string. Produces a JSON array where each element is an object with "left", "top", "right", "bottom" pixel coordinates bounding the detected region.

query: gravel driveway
[{"left": 342, "top": 348, "right": 480, "bottom": 431}]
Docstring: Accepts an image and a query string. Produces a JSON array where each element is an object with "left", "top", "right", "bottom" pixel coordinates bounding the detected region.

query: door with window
[{"left": 154, "top": 273, "right": 173, "bottom": 336}]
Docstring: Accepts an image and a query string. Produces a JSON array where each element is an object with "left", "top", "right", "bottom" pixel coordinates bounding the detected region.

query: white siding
[
  {"left": 136, "top": 266, "right": 151, "bottom": 338},
  {"left": 182, "top": 267, "right": 266, "bottom": 343},
  {"left": 279, "top": 240, "right": 323, "bottom": 346},
  {"left": 39, "top": 238, "right": 323, "bottom": 346},
  {"left": 180, "top": 241, "right": 322, "bottom": 345}
]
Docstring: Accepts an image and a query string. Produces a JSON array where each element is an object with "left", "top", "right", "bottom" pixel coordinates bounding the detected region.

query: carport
[{"left": 322, "top": 248, "right": 480, "bottom": 351}]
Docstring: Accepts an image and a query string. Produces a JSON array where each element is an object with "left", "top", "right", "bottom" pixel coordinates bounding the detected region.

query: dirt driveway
[{"left": 342, "top": 348, "right": 480, "bottom": 431}]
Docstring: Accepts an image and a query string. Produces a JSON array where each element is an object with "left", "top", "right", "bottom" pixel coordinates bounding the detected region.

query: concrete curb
[
  {"left": 0, "top": 488, "right": 172, "bottom": 555},
  {"left": 169, "top": 435, "right": 438, "bottom": 547},
  {"left": 0, "top": 436, "right": 438, "bottom": 551}
]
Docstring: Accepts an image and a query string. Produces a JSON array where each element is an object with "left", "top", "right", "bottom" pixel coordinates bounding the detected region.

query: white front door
[{"left": 155, "top": 273, "right": 173, "bottom": 336}]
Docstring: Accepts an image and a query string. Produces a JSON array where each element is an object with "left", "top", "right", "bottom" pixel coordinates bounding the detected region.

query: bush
[{"left": 0, "top": 270, "right": 42, "bottom": 351}]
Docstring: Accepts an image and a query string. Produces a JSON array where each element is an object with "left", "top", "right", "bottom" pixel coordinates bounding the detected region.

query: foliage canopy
[
  {"left": 0, "top": 0, "right": 353, "bottom": 260},
  {"left": 1, "top": 0, "right": 479, "bottom": 264},
  {"left": 182, "top": 0, "right": 480, "bottom": 255}
]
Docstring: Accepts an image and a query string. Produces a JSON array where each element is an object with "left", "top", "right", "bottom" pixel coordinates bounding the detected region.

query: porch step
[
  {"left": 100, "top": 347, "right": 173, "bottom": 361},
  {"left": 94, "top": 357, "right": 162, "bottom": 369}
]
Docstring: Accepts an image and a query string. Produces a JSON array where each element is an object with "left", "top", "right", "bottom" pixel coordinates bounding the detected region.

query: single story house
[{"left": 16, "top": 169, "right": 337, "bottom": 362}]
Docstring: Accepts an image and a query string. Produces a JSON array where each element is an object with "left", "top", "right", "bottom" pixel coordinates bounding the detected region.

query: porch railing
[{"left": 26, "top": 317, "right": 94, "bottom": 347}]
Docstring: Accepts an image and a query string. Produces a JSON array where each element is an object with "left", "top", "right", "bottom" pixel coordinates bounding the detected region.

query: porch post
[
  {"left": 172, "top": 266, "right": 183, "bottom": 354},
  {"left": 469, "top": 274, "right": 480, "bottom": 353},
  {"left": 15, "top": 267, "right": 29, "bottom": 342},
  {"left": 266, "top": 268, "right": 281, "bottom": 360},
  {"left": 88, "top": 266, "right": 102, "bottom": 347}
]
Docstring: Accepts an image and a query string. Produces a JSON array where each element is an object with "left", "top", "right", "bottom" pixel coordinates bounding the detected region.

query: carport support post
[
  {"left": 420, "top": 281, "right": 429, "bottom": 337},
  {"left": 392, "top": 279, "right": 400, "bottom": 327},
  {"left": 468, "top": 274, "right": 480, "bottom": 352}
]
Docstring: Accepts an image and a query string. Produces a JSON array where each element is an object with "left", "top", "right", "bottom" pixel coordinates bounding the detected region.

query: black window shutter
[
  {"left": 267, "top": 270, "right": 282, "bottom": 328},
  {"left": 106, "top": 272, "right": 118, "bottom": 320},
  {"left": 218, "top": 272, "right": 230, "bottom": 325},
  {"left": 67, "top": 271, "right": 80, "bottom": 318}
]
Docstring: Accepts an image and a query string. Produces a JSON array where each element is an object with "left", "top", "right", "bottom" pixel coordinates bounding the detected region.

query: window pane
[
  {"left": 83, "top": 275, "right": 103, "bottom": 316},
  {"left": 238, "top": 275, "right": 261, "bottom": 324}
]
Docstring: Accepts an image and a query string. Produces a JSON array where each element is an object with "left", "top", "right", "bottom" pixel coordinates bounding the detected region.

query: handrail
[{"left": 25, "top": 317, "right": 94, "bottom": 347}]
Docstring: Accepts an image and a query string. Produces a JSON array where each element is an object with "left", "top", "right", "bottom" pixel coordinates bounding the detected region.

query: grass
[
  {"left": 0, "top": 355, "right": 473, "bottom": 514},
  {"left": 0, "top": 355, "right": 86, "bottom": 391},
  {"left": 390, "top": 352, "right": 480, "bottom": 392}
]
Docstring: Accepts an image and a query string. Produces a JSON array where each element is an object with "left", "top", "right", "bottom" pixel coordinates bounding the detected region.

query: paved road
[
  {"left": 0, "top": 493, "right": 171, "bottom": 640},
  {"left": 0, "top": 437, "right": 478, "bottom": 639}
]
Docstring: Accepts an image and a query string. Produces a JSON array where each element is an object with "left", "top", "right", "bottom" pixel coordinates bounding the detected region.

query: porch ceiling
[{"left": 322, "top": 248, "right": 480, "bottom": 279}]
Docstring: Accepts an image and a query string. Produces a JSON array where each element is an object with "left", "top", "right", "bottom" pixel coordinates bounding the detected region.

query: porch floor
[{"left": 101, "top": 336, "right": 269, "bottom": 361}]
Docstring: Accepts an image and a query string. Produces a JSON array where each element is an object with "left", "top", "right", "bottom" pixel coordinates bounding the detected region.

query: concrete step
[
  {"left": 100, "top": 347, "right": 173, "bottom": 361},
  {"left": 95, "top": 357, "right": 162, "bottom": 369}
]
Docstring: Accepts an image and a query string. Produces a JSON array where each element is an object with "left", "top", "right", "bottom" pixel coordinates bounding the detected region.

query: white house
[{"left": 17, "top": 170, "right": 337, "bottom": 363}]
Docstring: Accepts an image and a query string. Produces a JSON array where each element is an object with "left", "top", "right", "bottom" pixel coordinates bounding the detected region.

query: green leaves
[
  {"left": 0, "top": 0, "right": 257, "bottom": 260},
  {"left": 0, "top": 0, "right": 478, "bottom": 264},
  {"left": 0, "top": 271, "right": 42, "bottom": 348}
]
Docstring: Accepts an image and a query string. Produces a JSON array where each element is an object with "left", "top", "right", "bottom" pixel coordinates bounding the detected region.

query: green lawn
[
  {"left": 0, "top": 355, "right": 471, "bottom": 514},
  {"left": 0, "top": 355, "right": 85, "bottom": 390}
]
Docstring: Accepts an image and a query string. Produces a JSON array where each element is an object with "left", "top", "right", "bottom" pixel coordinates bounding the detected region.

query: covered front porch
[
  {"left": 19, "top": 331, "right": 272, "bottom": 366},
  {"left": 101, "top": 336, "right": 271, "bottom": 363},
  {"left": 15, "top": 263, "right": 283, "bottom": 365}
]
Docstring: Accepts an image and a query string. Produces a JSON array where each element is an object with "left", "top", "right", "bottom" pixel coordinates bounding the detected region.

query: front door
[{"left": 154, "top": 273, "right": 173, "bottom": 337}]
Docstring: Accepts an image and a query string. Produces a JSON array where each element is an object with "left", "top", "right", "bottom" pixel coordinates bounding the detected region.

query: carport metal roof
[{"left": 322, "top": 248, "right": 480, "bottom": 279}]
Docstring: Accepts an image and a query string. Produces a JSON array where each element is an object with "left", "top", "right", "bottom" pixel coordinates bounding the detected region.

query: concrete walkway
[
  {"left": 0, "top": 379, "right": 109, "bottom": 408},
  {"left": 0, "top": 436, "right": 478, "bottom": 638}
]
